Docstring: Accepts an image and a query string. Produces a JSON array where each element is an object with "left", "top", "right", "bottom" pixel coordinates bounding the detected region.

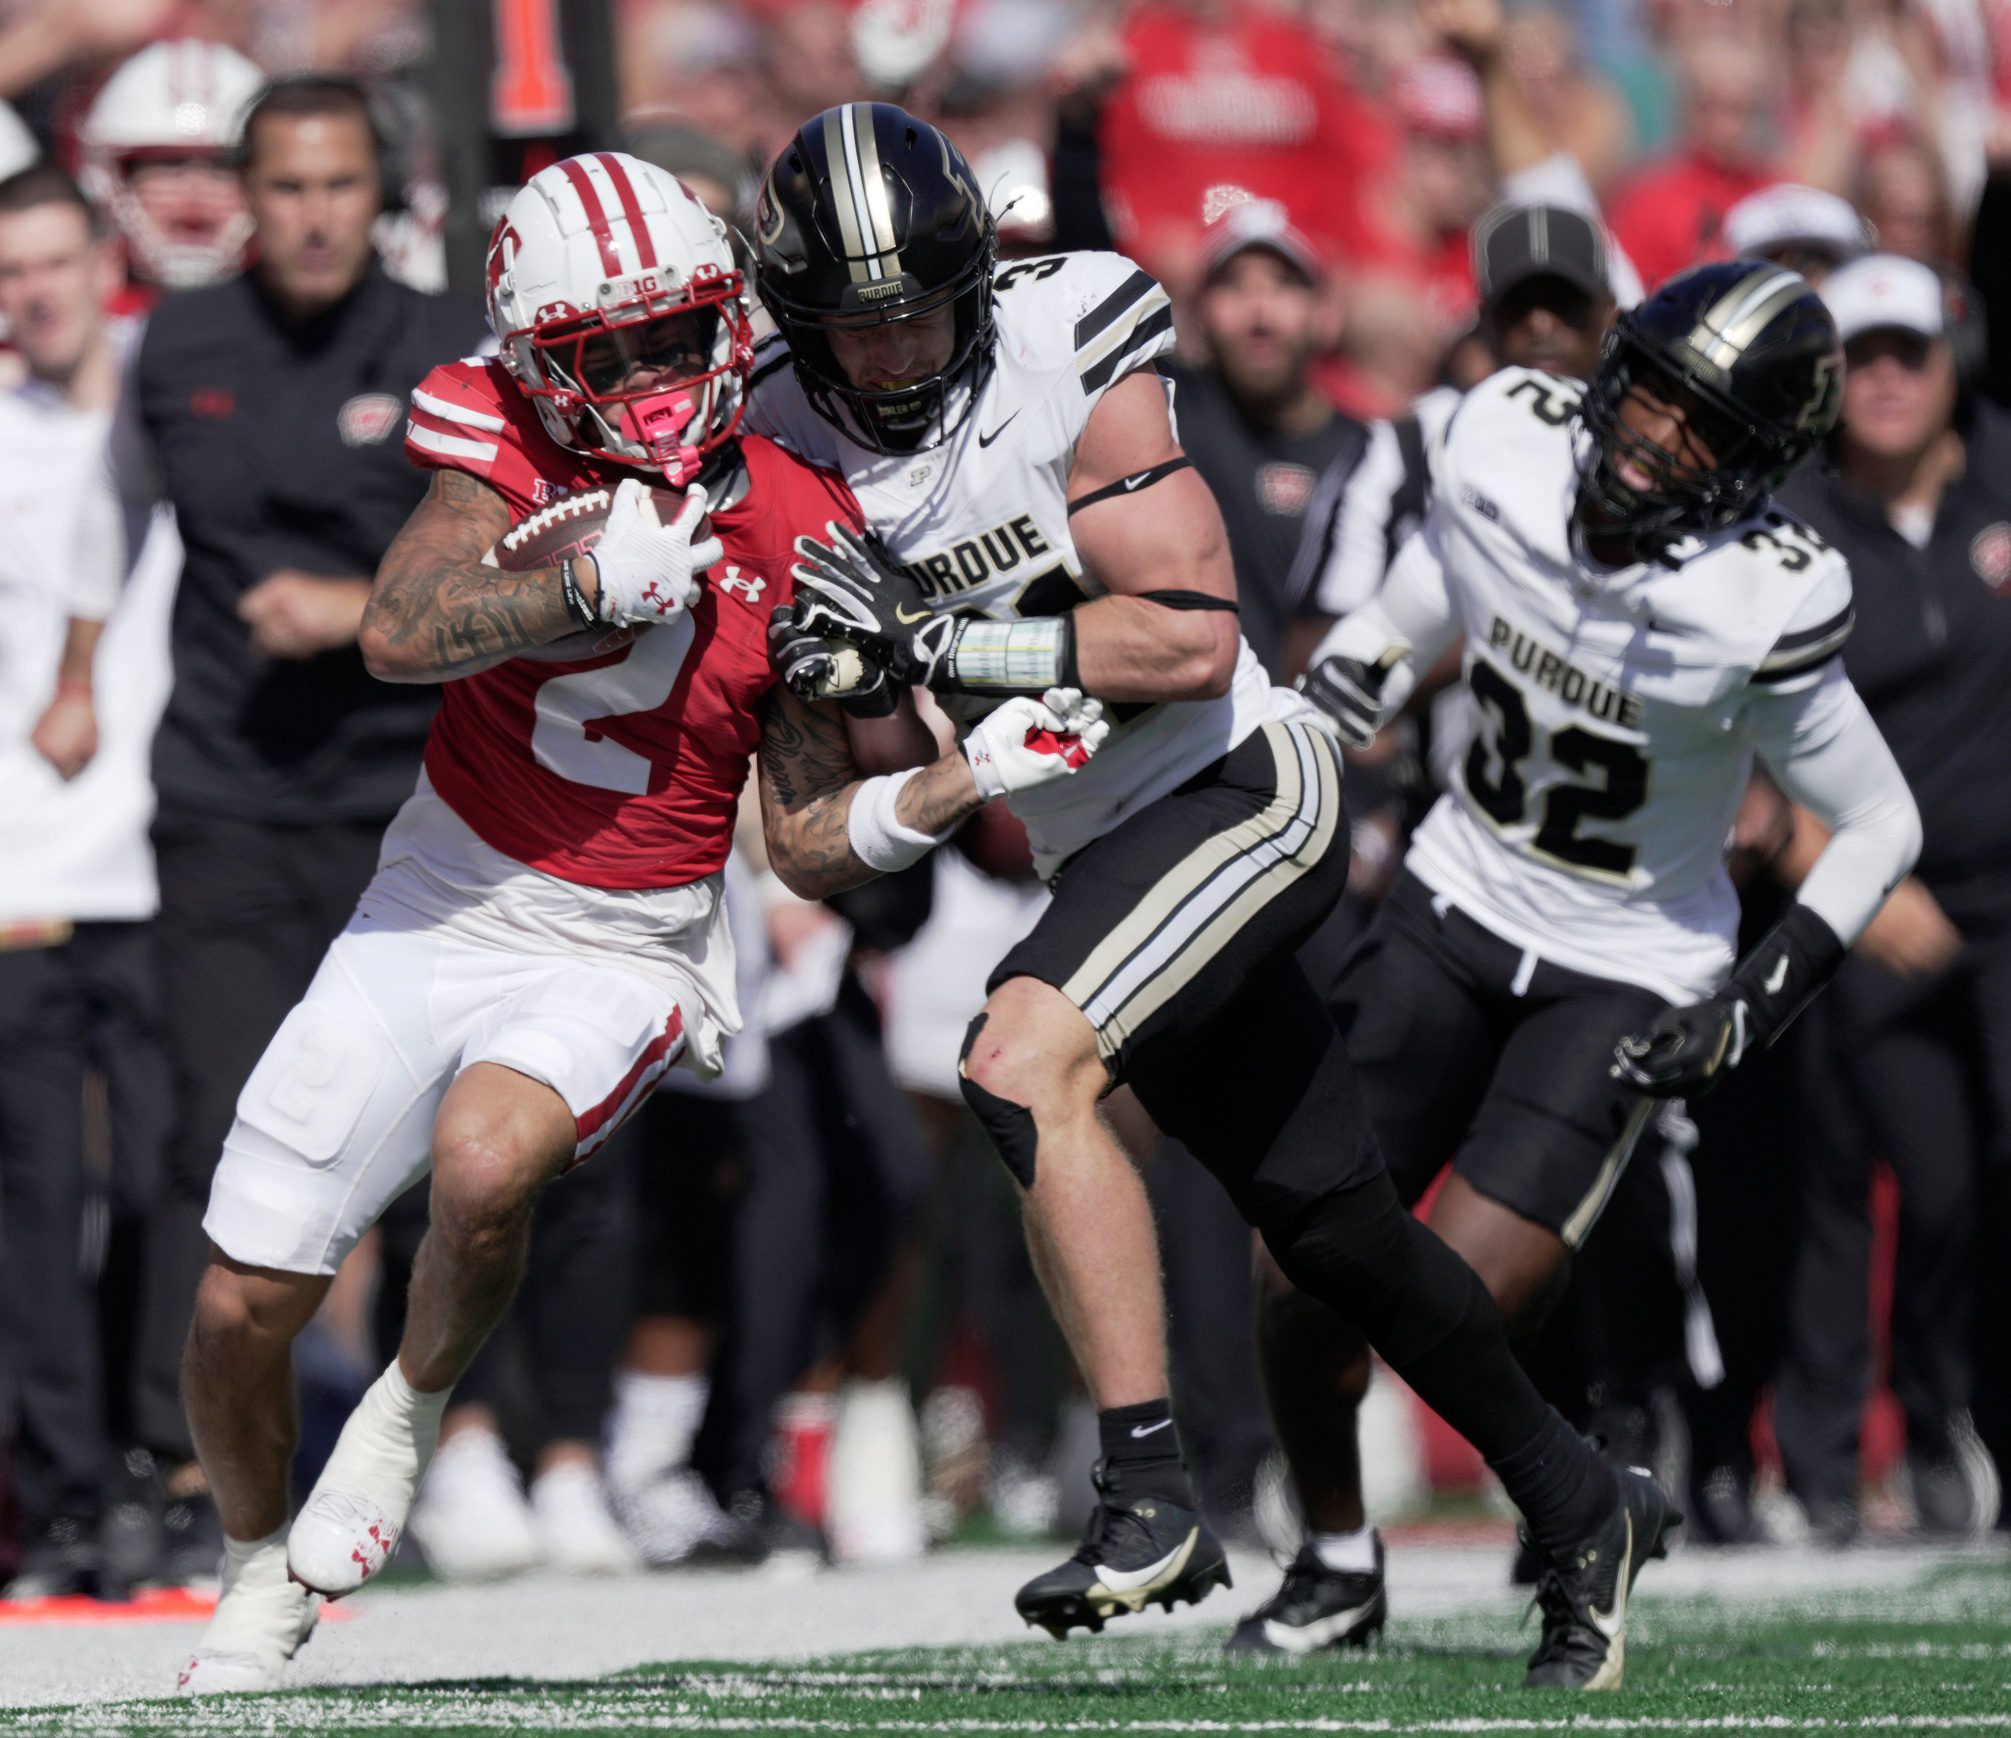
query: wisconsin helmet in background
[
  {"left": 1575, "top": 261, "right": 1843, "bottom": 564},
  {"left": 754, "top": 103, "right": 996, "bottom": 451},
  {"left": 80, "top": 40, "right": 264, "bottom": 288},
  {"left": 486, "top": 151, "right": 755, "bottom": 479}
]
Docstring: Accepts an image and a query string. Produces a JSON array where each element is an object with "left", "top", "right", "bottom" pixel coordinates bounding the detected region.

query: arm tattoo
[
  {"left": 365, "top": 470, "right": 577, "bottom": 679},
  {"left": 757, "top": 688, "right": 985, "bottom": 898},
  {"left": 757, "top": 689, "right": 874, "bottom": 897}
]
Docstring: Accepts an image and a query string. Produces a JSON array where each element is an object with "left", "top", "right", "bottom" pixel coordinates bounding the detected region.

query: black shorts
[
  {"left": 1331, "top": 873, "right": 1669, "bottom": 1244},
  {"left": 991, "top": 717, "right": 1349, "bottom": 1083}
]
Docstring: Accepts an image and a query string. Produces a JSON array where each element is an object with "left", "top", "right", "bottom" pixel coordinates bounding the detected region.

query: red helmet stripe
[
  {"left": 557, "top": 156, "right": 623, "bottom": 278},
  {"left": 594, "top": 153, "right": 657, "bottom": 270}
]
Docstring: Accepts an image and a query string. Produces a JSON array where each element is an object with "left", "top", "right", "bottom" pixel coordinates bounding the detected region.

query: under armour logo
[
  {"left": 717, "top": 565, "right": 766, "bottom": 602},
  {"left": 641, "top": 581, "right": 670, "bottom": 613}
]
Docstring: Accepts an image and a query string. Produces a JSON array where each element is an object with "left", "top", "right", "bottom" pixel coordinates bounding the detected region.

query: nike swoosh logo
[
  {"left": 1129, "top": 1419, "right": 1173, "bottom": 1439},
  {"left": 1121, "top": 471, "right": 1153, "bottom": 490},
  {"left": 1587, "top": 1513, "right": 1630, "bottom": 1641},
  {"left": 1094, "top": 1535, "right": 1192, "bottom": 1594},
  {"left": 1647, "top": 617, "right": 1696, "bottom": 637},
  {"left": 895, "top": 602, "right": 932, "bottom": 624},
  {"left": 977, "top": 410, "right": 1019, "bottom": 448},
  {"left": 1764, "top": 955, "right": 1789, "bottom": 995}
]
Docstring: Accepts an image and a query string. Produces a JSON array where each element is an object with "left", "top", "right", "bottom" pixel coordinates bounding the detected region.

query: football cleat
[
  {"left": 1015, "top": 1460, "right": 1231, "bottom": 1640},
  {"left": 1523, "top": 1465, "right": 1680, "bottom": 1691},
  {"left": 1224, "top": 1537, "right": 1386, "bottom": 1655},
  {"left": 287, "top": 1368, "right": 443, "bottom": 1597},
  {"left": 176, "top": 1538, "right": 319, "bottom": 1695}
]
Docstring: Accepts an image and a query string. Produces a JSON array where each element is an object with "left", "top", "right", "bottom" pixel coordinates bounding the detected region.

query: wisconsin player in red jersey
[{"left": 174, "top": 152, "right": 1109, "bottom": 1696}]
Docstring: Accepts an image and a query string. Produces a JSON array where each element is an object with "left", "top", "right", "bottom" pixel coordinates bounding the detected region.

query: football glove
[
  {"left": 963, "top": 688, "right": 1110, "bottom": 802},
  {"left": 1613, "top": 902, "right": 1846, "bottom": 1097},
  {"left": 589, "top": 481, "right": 722, "bottom": 626},
  {"left": 767, "top": 600, "right": 898, "bottom": 717},
  {"left": 1611, "top": 994, "right": 1749, "bottom": 1097},
  {"left": 1300, "top": 645, "right": 1410, "bottom": 750},
  {"left": 789, "top": 520, "right": 954, "bottom": 682}
]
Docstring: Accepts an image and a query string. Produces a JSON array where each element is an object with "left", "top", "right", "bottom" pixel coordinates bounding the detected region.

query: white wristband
[{"left": 846, "top": 767, "right": 953, "bottom": 873}]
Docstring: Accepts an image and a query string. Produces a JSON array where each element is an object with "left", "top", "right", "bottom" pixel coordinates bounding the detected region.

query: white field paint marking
[{"left": 14, "top": 1711, "right": 2011, "bottom": 1736}]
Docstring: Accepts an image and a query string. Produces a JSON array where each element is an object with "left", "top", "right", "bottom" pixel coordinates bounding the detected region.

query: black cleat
[
  {"left": 1015, "top": 1461, "right": 1230, "bottom": 1639},
  {"left": 1224, "top": 1537, "right": 1386, "bottom": 1655},
  {"left": 1524, "top": 1466, "right": 1679, "bottom": 1691}
]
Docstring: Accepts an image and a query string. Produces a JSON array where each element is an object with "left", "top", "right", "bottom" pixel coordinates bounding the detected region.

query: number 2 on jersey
[
  {"left": 531, "top": 615, "right": 695, "bottom": 795},
  {"left": 1465, "top": 662, "right": 1649, "bottom": 878}
]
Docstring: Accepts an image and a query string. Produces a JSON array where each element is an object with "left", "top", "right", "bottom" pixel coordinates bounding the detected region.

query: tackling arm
[{"left": 1060, "top": 370, "right": 1241, "bottom": 702}]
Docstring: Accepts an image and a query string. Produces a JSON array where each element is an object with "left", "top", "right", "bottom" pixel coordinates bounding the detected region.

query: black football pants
[{"left": 136, "top": 807, "right": 386, "bottom": 1465}]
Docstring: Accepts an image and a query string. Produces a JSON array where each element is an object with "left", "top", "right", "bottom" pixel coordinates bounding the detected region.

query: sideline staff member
[
  {"left": 1776, "top": 255, "right": 2011, "bottom": 1542},
  {"left": 130, "top": 74, "right": 482, "bottom": 1573}
]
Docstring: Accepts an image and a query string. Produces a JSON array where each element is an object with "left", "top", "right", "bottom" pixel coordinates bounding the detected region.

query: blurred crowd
[{"left": 2, "top": 0, "right": 2010, "bottom": 1599}]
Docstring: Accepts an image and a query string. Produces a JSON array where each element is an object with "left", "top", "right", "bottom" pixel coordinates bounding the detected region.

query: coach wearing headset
[
  {"left": 1773, "top": 254, "right": 2010, "bottom": 1545},
  {"left": 111, "top": 74, "right": 482, "bottom": 1580}
]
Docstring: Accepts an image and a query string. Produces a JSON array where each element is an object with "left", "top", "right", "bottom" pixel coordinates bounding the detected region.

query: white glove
[
  {"left": 963, "top": 687, "right": 1111, "bottom": 802},
  {"left": 588, "top": 480, "right": 723, "bottom": 626}
]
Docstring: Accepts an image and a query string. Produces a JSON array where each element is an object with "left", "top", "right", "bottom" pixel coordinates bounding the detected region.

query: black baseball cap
[{"left": 1472, "top": 202, "right": 1609, "bottom": 305}]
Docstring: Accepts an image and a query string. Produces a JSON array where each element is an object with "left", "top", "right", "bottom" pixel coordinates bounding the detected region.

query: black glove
[
  {"left": 1299, "top": 646, "right": 1406, "bottom": 749},
  {"left": 766, "top": 600, "right": 897, "bottom": 717},
  {"left": 1610, "top": 994, "right": 1749, "bottom": 1098},
  {"left": 1613, "top": 903, "right": 1846, "bottom": 1098},
  {"left": 789, "top": 521, "right": 959, "bottom": 689}
]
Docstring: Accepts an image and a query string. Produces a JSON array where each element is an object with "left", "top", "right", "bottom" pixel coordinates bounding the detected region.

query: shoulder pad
[
  {"left": 1751, "top": 530, "right": 1854, "bottom": 687},
  {"left": 996, "top": 251, "right": 1174, "bottom": 401},
  {"left": 406, "top": 359, "right": 512, "bottom": 475}
]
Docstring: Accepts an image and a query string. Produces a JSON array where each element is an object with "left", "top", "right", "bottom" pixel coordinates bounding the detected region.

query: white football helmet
[
  {"left": 487, "top": 152, "right": 755, "bottom": 479},
  {"left": 79, "top": 39, "right": 264, "bottom": 289}
]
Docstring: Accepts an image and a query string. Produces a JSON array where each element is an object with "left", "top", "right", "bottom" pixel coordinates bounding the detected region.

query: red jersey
[
  {"left": 403, "top": 358, "right": 860, "bottom": 891},
  {"left": 1610, "top": 151, "right": 1775, "bottom": 293},
  {"left": 1096, "top": 3, "right": 1387, "bottom": 266}
]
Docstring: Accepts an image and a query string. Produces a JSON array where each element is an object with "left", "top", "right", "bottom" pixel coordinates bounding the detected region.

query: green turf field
[{"left": 5, "top": 1558, "right": 2007, "bottom": 1736}]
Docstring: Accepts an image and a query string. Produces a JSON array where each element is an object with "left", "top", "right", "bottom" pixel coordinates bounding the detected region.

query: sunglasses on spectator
[{"left": 1844, "top": 331, "right": 1937, "bottom": 373}]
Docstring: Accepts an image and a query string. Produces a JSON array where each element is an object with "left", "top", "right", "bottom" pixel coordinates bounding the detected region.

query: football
[{"left": 485, "top": 486, "right": 699, "bottom": 662}]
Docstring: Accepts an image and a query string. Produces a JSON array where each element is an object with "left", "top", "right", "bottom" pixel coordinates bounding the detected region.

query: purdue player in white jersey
[
  {"left": 749, "top": 104, "right": 1681, "bottom": 1692},
  {"left": 1238, "top": 262, "right": 1921, "bottom": 1662}
]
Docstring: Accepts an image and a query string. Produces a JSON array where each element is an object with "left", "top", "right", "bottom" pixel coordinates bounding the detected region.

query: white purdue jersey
[
  {"left": 745, "top": 251, "right": 1289, "bottom": 877},
  {"left": 1401, "top": 366, "right": 1857, "bottom": 1002}
]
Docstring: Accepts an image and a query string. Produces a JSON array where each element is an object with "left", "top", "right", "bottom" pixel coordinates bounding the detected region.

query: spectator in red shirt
[
  {"left": 1332, "top": 56, "right": 1490, "bottom": 418},
  {"left": 1095, "top": 0, "right": 1389, "bottom": 298},
  {"left": 1610, "top": 32, "right": 1778, "bottom": 290}
]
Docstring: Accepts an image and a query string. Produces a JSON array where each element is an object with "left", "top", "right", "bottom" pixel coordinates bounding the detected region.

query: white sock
[
  {"left": 1309, "top": 1525, "right": 1378, "bottom": 1575},
  {"left": 607, "top": 1373, "right": 708, "bottom": 1489},
  {"left": 376, "top": 1359, "right": 452, "bottom": 1437},
  {"left": 222, "top": 1526, "right": 289, "bottom": 1586}
]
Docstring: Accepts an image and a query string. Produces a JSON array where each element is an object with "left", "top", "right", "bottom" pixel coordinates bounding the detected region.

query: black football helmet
[
  {"left": 1574, "top": 261, "right": 1843, "bottom": 563},
  {"left": 754, "top": 103, "right": 997, "bottom": 451}
]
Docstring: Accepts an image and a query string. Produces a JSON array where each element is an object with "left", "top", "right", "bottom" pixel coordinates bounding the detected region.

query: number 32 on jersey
[{"left": 1461, "top": 657, "right": 1650, "bottom": 882}]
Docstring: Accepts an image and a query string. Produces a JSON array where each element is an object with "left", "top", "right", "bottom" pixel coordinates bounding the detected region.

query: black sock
[
  {"left": 1097, "top": 1399, "right": 1193, "bottom": 1504},
  {"left": 1492, "top": 1406, "right": 1620, "bottom": 1562}
]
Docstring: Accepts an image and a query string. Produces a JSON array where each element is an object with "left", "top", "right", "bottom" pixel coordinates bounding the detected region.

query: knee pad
[{"left": 958, "top": 1013, "right": 1039, "bottom": 1189}]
